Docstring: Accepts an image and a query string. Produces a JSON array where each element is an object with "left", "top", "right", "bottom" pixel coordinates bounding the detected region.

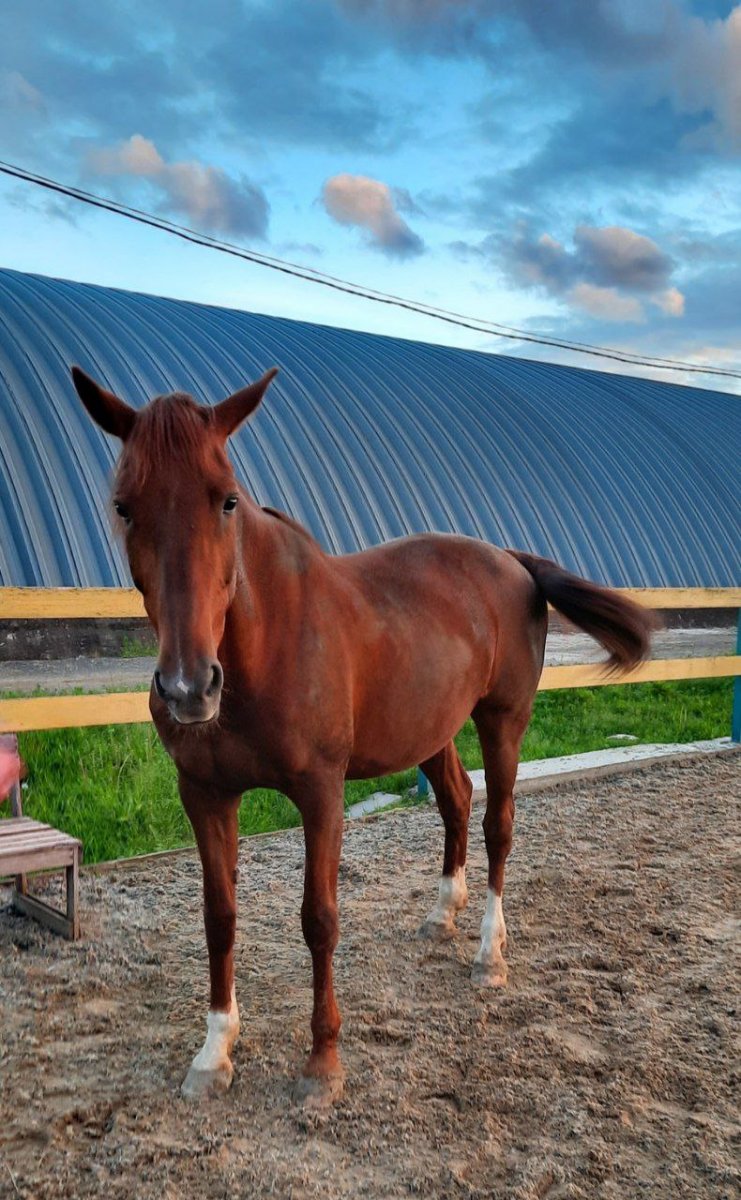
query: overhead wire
[{"left": 1, "top": 159, "right": 738, "bottom": 383}]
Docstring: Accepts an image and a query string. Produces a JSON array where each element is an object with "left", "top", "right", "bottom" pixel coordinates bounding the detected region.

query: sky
[{"left": 1, "top": 0, "right": 740, "bottom": 392}]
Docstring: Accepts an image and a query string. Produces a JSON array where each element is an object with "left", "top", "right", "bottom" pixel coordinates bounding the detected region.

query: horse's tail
[{"left": 508, "top": 551, "right": 655, "bottom": 674}]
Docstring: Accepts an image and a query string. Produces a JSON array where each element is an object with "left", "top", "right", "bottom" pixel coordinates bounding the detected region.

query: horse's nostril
[
  {"left": 153, "top": 669, "right": 166, "bottom": 700},
  {"left": 207, "top": 662, "right": 223, "bottom": 697}
]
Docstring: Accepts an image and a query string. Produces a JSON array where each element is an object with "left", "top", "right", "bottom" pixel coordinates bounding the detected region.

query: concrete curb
[
  {"left": 348, "top": 738, "right": 739, "bottom": 818},
  {"left": 476, "top": 736, "right": 739, "bottom": 800}
]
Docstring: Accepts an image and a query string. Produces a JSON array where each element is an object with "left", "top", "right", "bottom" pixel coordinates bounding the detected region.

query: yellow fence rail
[
  {"left": 2, "top": 585, "right": 740, "bottom": 621},
  {"left": 1, "top": 587, "right": 740, "bottom": 734}
]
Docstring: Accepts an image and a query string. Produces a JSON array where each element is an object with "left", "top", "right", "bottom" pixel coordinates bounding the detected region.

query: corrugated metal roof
[{"left": 0, "top": 265, "right": 738, "bottom": 588}]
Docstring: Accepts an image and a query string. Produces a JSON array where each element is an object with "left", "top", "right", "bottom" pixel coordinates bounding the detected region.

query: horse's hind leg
[
  {"left": 470, "top": 702, "right": 531, "bottom": 987},
  {"left": 418, "top": 741, "right": 473, "bottom": 940}
]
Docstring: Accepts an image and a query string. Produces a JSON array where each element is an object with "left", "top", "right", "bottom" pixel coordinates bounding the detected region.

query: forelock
[{"left": 115, "top": 393, "right": 227, "bottom": 489}]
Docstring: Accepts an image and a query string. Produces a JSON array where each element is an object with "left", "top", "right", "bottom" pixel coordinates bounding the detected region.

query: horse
[{"left": 71, "top": 364, "right": 653, "bottom": 1107}]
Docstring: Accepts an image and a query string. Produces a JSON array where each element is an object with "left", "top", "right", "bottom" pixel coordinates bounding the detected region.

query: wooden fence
[{"left": 1, "top": 587, "right": 740, "bottom": 738}]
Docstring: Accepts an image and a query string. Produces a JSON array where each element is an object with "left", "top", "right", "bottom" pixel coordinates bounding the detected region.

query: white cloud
[
  {"left": 88, "top": 134, "right": 269, "bottom": 238},
  {"left": 568, "top": 283, "right": 645, "bottom": 324},
  {"left": 92, "top": 133, "right": 163, "bottom": 177},
  {"left": 321, "top": 172, "right": 424, "bottom": 258},
  {"left": 652, "top": 287, "right": 685, "bottom": 317}
]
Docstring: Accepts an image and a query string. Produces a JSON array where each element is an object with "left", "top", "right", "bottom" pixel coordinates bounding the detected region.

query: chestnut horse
[{"left": 72, "top": 365, "right": 652, "bottom": 1106}]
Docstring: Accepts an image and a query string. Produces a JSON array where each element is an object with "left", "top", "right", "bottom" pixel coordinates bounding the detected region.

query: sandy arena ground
[{"left": 0, "top": 754, "right": 738, "bottom": 1200}]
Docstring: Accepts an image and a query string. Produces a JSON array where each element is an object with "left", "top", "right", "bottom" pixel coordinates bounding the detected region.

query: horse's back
[
  {"left": 337, "top": 534, "right": 547, "bottom": 776},
  {"left": 338, "top": 532, "right": 523, "bottom": 601},
  {"left": 338, "top": 533, "right": 544, "bottom": 650}
]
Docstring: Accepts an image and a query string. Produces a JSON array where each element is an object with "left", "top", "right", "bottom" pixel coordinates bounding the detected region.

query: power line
[{"left": 1, "top": 159, "right": 739, "bottom": 383}]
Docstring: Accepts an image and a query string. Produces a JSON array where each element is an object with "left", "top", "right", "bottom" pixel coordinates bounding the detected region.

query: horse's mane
[
  {"left": 261, "top": 506, "right": 321, "bottom": 548},
  {"left": 117, "top": 393, "right": 221, "bottom": 488}
]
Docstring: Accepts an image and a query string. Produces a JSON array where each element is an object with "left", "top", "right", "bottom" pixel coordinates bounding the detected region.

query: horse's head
[{"left": 72, "top": 366, "right": 278, "bottom": 724}]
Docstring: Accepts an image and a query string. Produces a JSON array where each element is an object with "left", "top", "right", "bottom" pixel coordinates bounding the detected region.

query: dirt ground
[{"left": 0, "top": 755, "right": 738, "bottom": 1200}]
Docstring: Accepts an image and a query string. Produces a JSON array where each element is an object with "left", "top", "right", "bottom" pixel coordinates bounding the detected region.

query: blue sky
[{"left": 1, "top": 0, "right": 740, "bottom": 391}]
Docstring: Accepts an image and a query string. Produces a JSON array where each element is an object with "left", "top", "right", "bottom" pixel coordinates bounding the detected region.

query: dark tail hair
[{"left": 509, "top": 551, "right": 655, "bottom": 674}]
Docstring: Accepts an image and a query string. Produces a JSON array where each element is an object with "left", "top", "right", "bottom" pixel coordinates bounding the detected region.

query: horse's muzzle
[{"left": 153, "top": 659, "right": 223, "bottom": 724}]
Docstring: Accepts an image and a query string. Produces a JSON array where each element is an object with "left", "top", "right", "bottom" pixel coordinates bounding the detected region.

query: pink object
[{"left": 0, "top": 735, "right": 21, "bottom": 802}]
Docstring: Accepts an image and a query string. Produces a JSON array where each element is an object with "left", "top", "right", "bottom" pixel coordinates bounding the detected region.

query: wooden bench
[{"left": 1, "top": 754, "right": 82, "bottom": 940}]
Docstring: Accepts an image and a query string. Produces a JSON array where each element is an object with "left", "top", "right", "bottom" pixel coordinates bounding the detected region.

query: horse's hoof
[
  {"left": 471, "top": 959, "right": 508, "bottom": 988},
  {"left": 417, "top": 918, "right": 456, "bottom": 941},
  {"left": 293, "top": 1069, "right": 345, "bottom": 1110},
  {"left": 181, "top": 1060, "right": 234, "bottom": 1100}
]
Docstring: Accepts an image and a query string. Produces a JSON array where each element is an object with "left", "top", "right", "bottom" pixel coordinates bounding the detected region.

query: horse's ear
[
  {"left": 214, "top": 368, "right": 279, "bottom": 438},
  {"left": 71, "top": 367, "right": 137, "bottom": 441}
]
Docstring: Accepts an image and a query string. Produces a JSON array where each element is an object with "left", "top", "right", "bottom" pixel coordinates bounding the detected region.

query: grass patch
[
  {"left": 120, "top": 635, "right": 157, "bottom": 658},
  {"left": 4, "top": 680, "right": 732, "bottom": 864}
]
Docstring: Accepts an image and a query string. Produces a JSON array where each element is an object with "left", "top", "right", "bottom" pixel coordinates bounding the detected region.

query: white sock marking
[
  {"left": 190, "top": 986, "right": 239, "bottom": 1074},
  {"left": 425, "top": 866, "right": 467, "bottom": 928},
  {"left": 474, "top": 889, "right": 506, "bottom": 967}
]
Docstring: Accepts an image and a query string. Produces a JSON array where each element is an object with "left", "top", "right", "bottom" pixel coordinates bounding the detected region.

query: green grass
[
  {"left": 119, "top": 635, "right": 157, "bottom": 658},
  {"left": 5, "top": 680, "right": 732, "bottom": 864}
]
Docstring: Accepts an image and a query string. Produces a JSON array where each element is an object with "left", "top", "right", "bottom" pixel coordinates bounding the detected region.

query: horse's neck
[{"left": 222, "top": 499, "right": 324, "bottom": 654}]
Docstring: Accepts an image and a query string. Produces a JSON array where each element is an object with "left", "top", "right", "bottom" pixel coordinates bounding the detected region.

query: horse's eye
[
  {"left": 114, "top": 500, "right": 131, "bottom": 524},
  {"left": 223, "top": 494, "right": 238, "bottom": 514}
]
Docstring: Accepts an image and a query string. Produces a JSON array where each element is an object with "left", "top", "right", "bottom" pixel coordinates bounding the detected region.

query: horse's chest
[
  {"left": 167, "top": 725, "right": 277, "bottom": 794},
  {"left": 159, "top": 697, "right": 336, "bottom": 796}
]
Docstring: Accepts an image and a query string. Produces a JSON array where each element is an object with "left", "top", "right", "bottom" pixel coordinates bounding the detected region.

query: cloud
[
  {"left": 571, "top": 226, "right": 674, "bottom": 293},
  {"left": 665, "top": 5, "right": 741, "bottom": 151},
  {"left": 475, "top": 99, "right": 712, "bottom": 226},
  {"left": 339, "top": 1, "right": 465, "bottom": 13},
  {"left": 3, "top": 0, "right": 738, "bottom": 228},
  {"left": 3, "top": 70, "right": 45, "bottom": 113},
  {"left": 335, "top": 0, "right": 671, "bottom": 65},
  {"left": 336, "top": 0, "right": 695, "bottom": 72},
  {"left": 506, "top": 224, "right": 676, "bottom": 295},
  {"left": 0, "top": 1, "right": 401, "bottom": 171},
  {"left": 459, "top": 6, "right": 741, "bottom": 226},
  {"left": 335, "top": 0, "right": 493, "bottom": 55},
  {"left": 6, "top": 186, "right": 78, "bottom": 226},
  {"left": 321, "top": 173, "right": 424, "bottom": 258},
  {"left": 568, "top": 283, "right": 644, "bottom": 324},
  {"left": 91, "top": 134, "right": 163, "bottom": 177},
  {"left": 87, "top": 135, "right": 269, "bottom": 238},
  {"left": 653, "top": 287, "right": 685, "bottom": 316},
  {"left": 497, "top": 223, "right": 684, "bottom": 324},
  {"left": 492, "top": 225, "right": 741, "bottom": 392}
]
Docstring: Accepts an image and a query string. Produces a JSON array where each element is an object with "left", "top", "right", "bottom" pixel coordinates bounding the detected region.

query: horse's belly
[{"left": 347, "top": 630, "right": 489, "bottom": 778}]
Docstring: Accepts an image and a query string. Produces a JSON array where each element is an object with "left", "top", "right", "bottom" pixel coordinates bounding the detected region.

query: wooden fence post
[{"left": 732, "top": 608, "right": 741, "bottom": 744}]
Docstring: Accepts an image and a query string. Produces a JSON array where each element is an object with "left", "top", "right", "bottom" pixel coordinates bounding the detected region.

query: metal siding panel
[{"left": 0, "top": 266, "right": 738, "bottom": 588}]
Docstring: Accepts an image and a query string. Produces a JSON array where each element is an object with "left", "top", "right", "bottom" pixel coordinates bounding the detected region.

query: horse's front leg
[
  {"left": 179, "top": 776, "right": 241, "bottom": 1099},
  {"left": 291, "top": 774, "right": 345, "bottom": 1109}
]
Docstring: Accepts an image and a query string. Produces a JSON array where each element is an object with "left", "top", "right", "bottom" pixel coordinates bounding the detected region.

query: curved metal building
[{"left": 0, "top": 266, "right": 738, "bottom": 588}]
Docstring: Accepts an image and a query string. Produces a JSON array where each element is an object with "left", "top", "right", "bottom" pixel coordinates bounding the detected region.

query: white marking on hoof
[
  {"left": 181, "top": 987, "right": 239, "bottom": 1099},
  {"left": 472, "top": 889, "right": 508, "bottom": 987},
  {"left": 419, "top": 867, "right": 468, "bottom": 938}
]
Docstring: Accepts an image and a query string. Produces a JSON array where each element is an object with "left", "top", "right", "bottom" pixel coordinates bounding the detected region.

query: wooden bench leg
[
  {"left": 12, "top": 852, "right": 81, "bottom": 941},
  {"left": 66, "top": 848, "right": 81, "bottom": 941}
]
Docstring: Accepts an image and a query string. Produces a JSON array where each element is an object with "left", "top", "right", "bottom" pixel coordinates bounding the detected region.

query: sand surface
[{"left": 1, "top": 754, "right": 738, "bottom": 1199}]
